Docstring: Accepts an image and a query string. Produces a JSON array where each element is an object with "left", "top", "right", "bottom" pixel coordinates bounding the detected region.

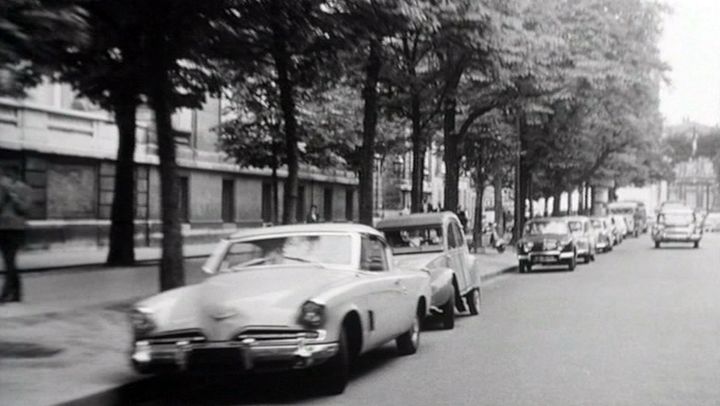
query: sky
[{"left": 659, "top": 0, "right": 720, "bottom": 127}]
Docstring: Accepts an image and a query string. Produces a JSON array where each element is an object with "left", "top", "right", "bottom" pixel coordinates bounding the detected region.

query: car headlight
[
  {"left": 299, "top": 300, "right": 325, "bottom": 328},
  {"left": 522, "top": 241, "right": 534, "bottom": 252},
  {"left": 130, "top": 308, "right": 156, "bottom": 336},
  {"left": 560, "top": 238, "right": 573, "bottom": 251}
]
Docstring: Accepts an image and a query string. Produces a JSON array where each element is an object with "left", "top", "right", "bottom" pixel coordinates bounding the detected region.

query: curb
[{"left": 480, "top": 265, "right": 517, "bottom": 282}]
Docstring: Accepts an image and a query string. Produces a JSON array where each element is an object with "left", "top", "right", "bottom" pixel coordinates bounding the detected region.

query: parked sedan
[
  {"left": 128, "top": 224, "right": 431, "bottom": 395},
  {"left": 377, "top": 212, "right": 482, "bottom": 330},
  {"left": 566, "top": 216, "right": 597, "bottom": 263},
  {"left": 590, "top": 216, "right": 615, "bottom": 252},
  {"left": 517, "top": 217, "right": 578, "bottom": 272},
  {"left": 610, "top": 215, "right": 627, "bottom": 244}
]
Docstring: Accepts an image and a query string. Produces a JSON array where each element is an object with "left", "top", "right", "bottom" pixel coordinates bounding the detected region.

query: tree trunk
[
  {"left": 149, "top": 67, "right": 185, "bottom": 291},
  {"left": 473, "top": 153, "right": 485, "bottom": 252},
  {"left": 443, "top": 96, "right": 459, "bottom": 212},
  {"left": 527, "top": 175, "right": 534, "bottom": 218},
  {"left": 543, "top": 197, "right": 549, "bottom": 217},
  {"left": 358, "top": 40, "right": 382, "bottom": 226},
  {"left": 410, "top": 92, "right": 425, "bottom": 213},
  {"left": 566, "top": 189, "right": 573, "bottom": 215},
  {"left": 578, "top": 182, "right": 585, "bottom": 214},
  {"left": 271, "top": 161, "right": 279, "bottom": 224},
  {"left": 552, "top": 190, "right": 561, "bottom": 216},
  {"left": 270, "top": 10, "right": 299, "bottom": 225},
  {"left": 494, "top": 175, "right": 504, "bottom": 234},
  {"left": 106, "top": 95, "right": 138, "bottom": 266}
]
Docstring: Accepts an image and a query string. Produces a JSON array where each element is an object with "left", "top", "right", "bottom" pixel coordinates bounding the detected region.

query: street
[{"left": 67, "top": 233, "right": 720, "bottom": 406}]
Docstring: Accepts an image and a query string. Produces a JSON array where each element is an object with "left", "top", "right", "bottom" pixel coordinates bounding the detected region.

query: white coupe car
[{"left": 129, "top": 224, "right": 431, "bottom": 395}]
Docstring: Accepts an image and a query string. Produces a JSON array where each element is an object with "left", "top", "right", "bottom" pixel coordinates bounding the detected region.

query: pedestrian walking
[
  {"left": 0, "top": 167, "right": 31, "bottom": 303},
  {"left": 306, "top": 204, "right": 319, "bottom": 223}
]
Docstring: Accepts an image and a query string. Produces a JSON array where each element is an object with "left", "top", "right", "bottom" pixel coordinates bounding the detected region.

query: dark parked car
[{"left": 517, "top": 218, "right": 578, "bottom": 273}]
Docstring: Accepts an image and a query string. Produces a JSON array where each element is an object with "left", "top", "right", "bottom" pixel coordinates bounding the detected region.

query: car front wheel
[
  {"left": 440, "top": 290, "right": 455, "bottom": 330},
  {"left": 654, "top": 241, "right": 660, "bottom": 249},
  {"left": 314, "top": 327, "right": 349, "bottom": 395},
  {"left": 568, "top": 253, "right": 577, "bottom": 271},
  {"left": 466, "top": 288, "right": 481, "bottom": 315},
  {"left": 396, "top": 310, "right": 421, "bottom": 355}
]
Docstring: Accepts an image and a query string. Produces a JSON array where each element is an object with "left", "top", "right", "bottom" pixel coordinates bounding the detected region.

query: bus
[{"left": 607, "top": 201, "right": 647, "bottom": 236}]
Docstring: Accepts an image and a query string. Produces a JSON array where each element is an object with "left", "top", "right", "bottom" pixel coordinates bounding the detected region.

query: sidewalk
[
  {"left": 0, "top": 249, "right": 517, "bottom": 406},
  {"left": 3, "top": 243, "right": 218, "bottom": 273}
]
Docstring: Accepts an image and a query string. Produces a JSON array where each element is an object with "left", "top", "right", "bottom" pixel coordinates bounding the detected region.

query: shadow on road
[{"left": 61, "top": 347, "right": 401, "bottom": 405}]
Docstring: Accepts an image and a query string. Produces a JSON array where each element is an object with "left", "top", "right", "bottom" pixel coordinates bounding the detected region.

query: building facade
[
  {"left": 0, "top": 83, "right": 358, "bottom": 250},
  {"left": 667, "top": 157, "right": 719, "bottom": 212}
]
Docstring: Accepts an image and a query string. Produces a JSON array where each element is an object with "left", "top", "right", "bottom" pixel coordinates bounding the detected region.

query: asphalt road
[{"left": 80, "top": 233, "right": 720, "bottom": 406}]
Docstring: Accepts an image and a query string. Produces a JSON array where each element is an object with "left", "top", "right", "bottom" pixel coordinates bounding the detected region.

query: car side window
[
  {"left": 446, "top": 223, "right": 458, "bottom": 249},
  {"left": 360, "top": 235, "right": 389, "bottom": 271},
  {"left": 448, "top": 221, "right": 464, "bottom": 249}
]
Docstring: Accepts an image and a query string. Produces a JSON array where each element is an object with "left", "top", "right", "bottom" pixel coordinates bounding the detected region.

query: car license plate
[
  {"left": 188, "top": 347, "right": 246, "bottom": 370},
  {"left": 533, "top": 255, "right": 555, "bottom": 263}
]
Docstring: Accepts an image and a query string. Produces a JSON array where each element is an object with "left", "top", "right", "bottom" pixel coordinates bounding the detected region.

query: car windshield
[
  {"left": 524, "top": 220, "right": 568, "bottom": 235},
  {"left": 658, "top": 212, "right": 695, "bottom": 227},
  {"left": 215, "top": 234, "right": 352, "bottom": 271},
  {"left": 382, "top": 225, "right": 444, "bottom": 254}
]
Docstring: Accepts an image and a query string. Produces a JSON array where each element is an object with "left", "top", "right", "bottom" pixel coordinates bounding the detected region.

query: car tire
[
  {"left": 654, "top": 241, "right": 660, "bottom": 249},
  {"left": 440, "top": 291, "right": 455, "bottom": 330},
  {"left": 396, "top": 310, "right": 421, "bottom": 356},
  {"left": 568, "top": 253, "right": 577, "bottom": 271},
  {"left": 693, "top": 241, "right": 699, "bottom": 249},
  {"left": 518, "top": 261, "right": 527, "bottom": 273},
  {"left": 466, "top": 288, "right": 481, "bottom": 315},
  {"left": 315, "top": 327, "right": 350, "bottom": 395}
]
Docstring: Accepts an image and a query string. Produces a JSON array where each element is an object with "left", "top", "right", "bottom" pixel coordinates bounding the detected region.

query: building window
[
  {"left": 222, "top": 179, "right": 235, "bottom": 223},
  {"left": 345, "top": 188, "right": 354, "bottom": 221},
  {"left": 179, "top": 176, "right": 189, "bottom": 223},
  {"left": 324, "top": 187, "right": 333, "bottom": 221},
  {"left": 262, "top": 182, "right": 272, "bottom": 223}
]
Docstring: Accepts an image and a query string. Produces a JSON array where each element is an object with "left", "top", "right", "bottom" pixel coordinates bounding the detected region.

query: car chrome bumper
[
  {"left": 131, "top": 334, "right": 338, "bottom": 373},
  {"left": 653, "top": 233, "right": 701, "bottom": 242},
  {"left": 518, "top": 251, "right": 575, "bottom": 262}
]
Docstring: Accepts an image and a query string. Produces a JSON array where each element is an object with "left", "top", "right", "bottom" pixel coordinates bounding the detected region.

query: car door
[
  {"left": 358, "top": 234, "right": 408, "bottom": 345},
  {"left": 445, "top": 220, "right": 468, "bottom": 292}
]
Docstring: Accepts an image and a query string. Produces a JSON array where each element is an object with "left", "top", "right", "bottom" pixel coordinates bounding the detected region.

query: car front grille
[
  {"left": 236, "top": 328, "right": 320, "bottom": 342},
  {"left": 146, "top": 329, "right": 207, "bottom": 344}
]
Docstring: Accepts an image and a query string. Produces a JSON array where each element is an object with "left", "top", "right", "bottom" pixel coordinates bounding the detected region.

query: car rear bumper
[{"left": 131, "top": 334, "right": 338, "bottom": 374}]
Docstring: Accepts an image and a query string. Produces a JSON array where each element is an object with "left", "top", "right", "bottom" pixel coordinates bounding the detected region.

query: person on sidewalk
[
  {"left": 306, "top": 205, "right": 319, "bottom": 223},
  {"left": 0, "top": 167, "right": 31, "bottom": 303}
]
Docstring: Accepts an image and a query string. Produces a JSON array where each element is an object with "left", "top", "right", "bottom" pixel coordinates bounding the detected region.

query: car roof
[
  {"left": 565, "top": 216, "right": 590, "bottom": 222},
  {"left": 658, "top": 208, "right": 694, "bottom": 214},
  {"left": 376, "top": 211, "right": 459, "bottom": 228},
  {"left": 227, "top": 223, "right": 382, "bottom": 240}
]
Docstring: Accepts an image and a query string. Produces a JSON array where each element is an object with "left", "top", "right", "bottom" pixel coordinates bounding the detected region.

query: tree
[
  {"left": 54, "top": 0, "right": 148, "bottom": 266},
  {"left": 0, "top": 0, "right": 86, "bottom": 97},
  {"left": 137, "top": 0, "right": 236, "bottom": 290}
]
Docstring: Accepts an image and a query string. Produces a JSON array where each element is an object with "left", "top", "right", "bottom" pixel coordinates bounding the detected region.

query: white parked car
[
  {"left": 377, "top": 212, "right": 482, "bottom": 330},
  {"left": 128, "top": 224, "right": 431, "bottom": 395}
]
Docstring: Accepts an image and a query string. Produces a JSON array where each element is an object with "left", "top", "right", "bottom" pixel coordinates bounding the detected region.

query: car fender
[{"left": 427, "top": 267, "right": 454, "bottom": 307}]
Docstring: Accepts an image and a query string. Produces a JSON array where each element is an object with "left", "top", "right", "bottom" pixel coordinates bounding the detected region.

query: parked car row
[
  {"left": 128, "top": 212, "right": 481, "bottom": 395},
  {"left": 516, "top": 214, "right": 638, "bottom": 273}
]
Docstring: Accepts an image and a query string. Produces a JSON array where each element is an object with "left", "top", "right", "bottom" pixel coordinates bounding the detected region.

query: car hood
[
  {"left": 392, "top": 252, "right": 446, "bottom": 271},
  {"left": 138, "top": 266, "right": 355, "bottom": 340}
]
